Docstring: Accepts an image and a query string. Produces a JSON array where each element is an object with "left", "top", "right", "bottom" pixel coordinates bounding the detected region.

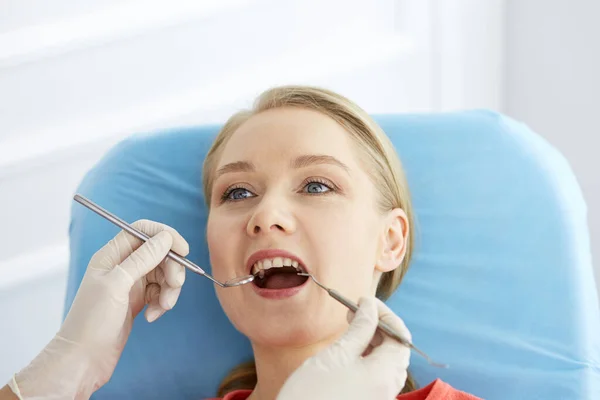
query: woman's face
[{"left": 207, "top": 107, "right": 407, "bottom": 347}]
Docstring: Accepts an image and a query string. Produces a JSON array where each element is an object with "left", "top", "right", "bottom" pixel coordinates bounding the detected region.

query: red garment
[{"left": 207, "top": 379, "right": 481, "bottom": 400}]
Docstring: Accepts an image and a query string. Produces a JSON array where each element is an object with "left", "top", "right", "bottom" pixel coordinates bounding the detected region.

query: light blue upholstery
[{"left": 65, "top": 110, "right": 600, "bottom": 399}]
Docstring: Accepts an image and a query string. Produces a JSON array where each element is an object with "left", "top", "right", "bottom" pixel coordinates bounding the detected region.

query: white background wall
[
  {"left": 504, "top": 0, "right": 599, "bottom": 284},
  {"left": 1, "top": 0, "right": 597, "bottom": 386},
  {"left": 0, "top": 0, "right": 508, "bottom": 382}
]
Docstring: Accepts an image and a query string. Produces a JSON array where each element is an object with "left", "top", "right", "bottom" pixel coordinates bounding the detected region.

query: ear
[{"left": 375, "top": 208, "right": 409, "bottom": 273}]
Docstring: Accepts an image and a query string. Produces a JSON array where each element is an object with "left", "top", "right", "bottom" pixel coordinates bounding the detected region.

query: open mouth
[{"left": 251, "top": 259, "right": 309, "bottom": 290}]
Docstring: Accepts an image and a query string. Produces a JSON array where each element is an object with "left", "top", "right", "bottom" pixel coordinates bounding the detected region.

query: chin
[{"left": 245, "top": 314, "right": 346, "bottom": 348}]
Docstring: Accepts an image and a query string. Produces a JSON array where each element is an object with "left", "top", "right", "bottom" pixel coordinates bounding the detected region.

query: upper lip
[{"left": 246, "top": 249, "right": 308, "bottom": 275}]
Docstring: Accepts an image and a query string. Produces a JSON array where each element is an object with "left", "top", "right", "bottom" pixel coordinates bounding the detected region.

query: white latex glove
[
  {"left": 277, "top": 297, "right": 411, "bottom": 400},
  {"left": 8, "top": 220, "right": 189, "bottom": 400}
]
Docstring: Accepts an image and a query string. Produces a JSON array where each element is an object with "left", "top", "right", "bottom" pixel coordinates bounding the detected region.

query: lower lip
[{"left": 251, "top": 277, "right": 309, "bottom": 299}]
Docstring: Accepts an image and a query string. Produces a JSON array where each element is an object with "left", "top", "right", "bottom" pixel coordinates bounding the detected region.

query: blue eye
[
  {"left": 223, "top": 187, "right": 255, "bottom": 201},
  {"left": 304, "top": 181, "right": 331, "bottom": 194}
]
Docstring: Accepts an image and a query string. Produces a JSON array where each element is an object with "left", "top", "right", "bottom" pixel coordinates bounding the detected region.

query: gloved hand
[
  {"left": 277, "top": 297, "right": 411, "bottom": 400},
  {"left": 7, "top": 220, "right": 189, "bottom": 400}
]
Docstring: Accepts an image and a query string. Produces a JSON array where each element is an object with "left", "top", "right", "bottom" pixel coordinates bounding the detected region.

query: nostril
[{"left": 251, "top": 223, "right": 286, "bottom": 235}]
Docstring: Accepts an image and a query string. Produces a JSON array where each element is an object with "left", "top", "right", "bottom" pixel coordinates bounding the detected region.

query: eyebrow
[
  {"left": 215, "top": 154, "right": 350, "bottom": 179},
  {"left": 290, "top": 154, "right": 350, "bottom": 173},
  {"left": 215, "top": 161, "right": 255, "bottom": 178}
]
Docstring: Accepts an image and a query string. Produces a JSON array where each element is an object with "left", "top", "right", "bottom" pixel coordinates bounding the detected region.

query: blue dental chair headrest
[{"left": 66, "top": 110, "right": 600, "bottom": 399}]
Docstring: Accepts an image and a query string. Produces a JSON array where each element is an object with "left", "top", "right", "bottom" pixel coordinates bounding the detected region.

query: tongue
[{"left": 265, "top": 273, "right": 306, "bottom": 289}]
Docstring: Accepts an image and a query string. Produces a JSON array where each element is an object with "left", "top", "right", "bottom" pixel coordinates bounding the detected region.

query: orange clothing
[{"left": 208, "top": 379, "right": 481, "bottom": 400}]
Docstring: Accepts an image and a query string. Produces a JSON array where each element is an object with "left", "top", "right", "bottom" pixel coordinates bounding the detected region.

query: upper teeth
[{"left": 252, "top": 257, "right": 300, "bottom": 275}]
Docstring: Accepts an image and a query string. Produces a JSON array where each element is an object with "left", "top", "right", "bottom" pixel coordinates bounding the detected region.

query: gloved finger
[
  {"left": 144, "top": 282, "right": 161, "bottom": 304},
  {"left": 159, "top": 286, "right": 182, "bottom": 310},
  {"left": 94, "top": 220, "right": 190, "bottom": 272},
  {"left": 347, "top": 307, "right": 384, "bottom": 355},
  {"left": 127, "top": 219, "right": 189, "bottom": 258},
  {"left": 336, "top": 297, "right": 379, "bottom": 358},
  {"left": 148, "top": 262, "right": 183, "bottom": 309},
  {"left": 146, "top": 262, "right": 167, "bottom": 285},
  {"left": 371, "top": 330, "right": 384, "bottom": 347},
  {"left": 162, "top": 256, "right": 186, "bottom": 288},
  {"left": 364, "top": 299, "right": 411, "bottom": 372},
  {"left": 361, "top": 330, "right": 384, "bottom": 357},
  {"left": 115, "top": 230, "right": 173, "bottom": 285},
  {"left": 144, "top": 283, "right": 165, "bottom": 323}
]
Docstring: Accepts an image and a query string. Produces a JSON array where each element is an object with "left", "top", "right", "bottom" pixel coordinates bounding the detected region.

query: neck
[{"left": 247, "top": 336, "right": 338, "bottom": 400}]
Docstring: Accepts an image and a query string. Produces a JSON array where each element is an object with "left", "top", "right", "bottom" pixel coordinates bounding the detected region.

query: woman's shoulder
[
  {"left": 206, "top": 379, "right": 481, "bottom": 400},
  {"left": 397, "top": 379, "right": 481, "bottom": 400}
]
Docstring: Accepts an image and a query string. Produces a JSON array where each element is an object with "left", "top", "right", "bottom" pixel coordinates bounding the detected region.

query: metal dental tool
[
  {"left": 73, "top": 194, "right": 254, "bottom": 288},
  {"left": 298, "top": 272, "right": 448, "bottom": 368}
]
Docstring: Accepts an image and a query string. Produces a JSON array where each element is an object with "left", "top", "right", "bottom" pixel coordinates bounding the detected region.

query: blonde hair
[{"left": 202, "top": 85, "right": 417, "bottom": 396}]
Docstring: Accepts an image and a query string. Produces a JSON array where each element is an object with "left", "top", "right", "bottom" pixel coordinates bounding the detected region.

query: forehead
[{"left": 218, "top": 107, "right": 358, "bottom": 164}]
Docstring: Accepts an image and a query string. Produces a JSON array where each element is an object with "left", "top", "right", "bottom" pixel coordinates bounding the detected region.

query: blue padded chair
[{"left": 65, "top": 110, "right": 600, "bottom": 399}]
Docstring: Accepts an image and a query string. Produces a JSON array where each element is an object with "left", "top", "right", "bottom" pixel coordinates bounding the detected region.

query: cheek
[
  {"left": 305, "top": 202, "right": 380, "bottom": 295},
  {"left": 207, "top": 214, "right": 249, "bottom": 332},
  {"left": 206, "top": 213, "right": 243, "bottom": 279}
]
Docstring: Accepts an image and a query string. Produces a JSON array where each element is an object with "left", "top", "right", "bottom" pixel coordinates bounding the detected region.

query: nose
[{"left": 246, "top": 197, "right": 296, "bottom": 237}]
